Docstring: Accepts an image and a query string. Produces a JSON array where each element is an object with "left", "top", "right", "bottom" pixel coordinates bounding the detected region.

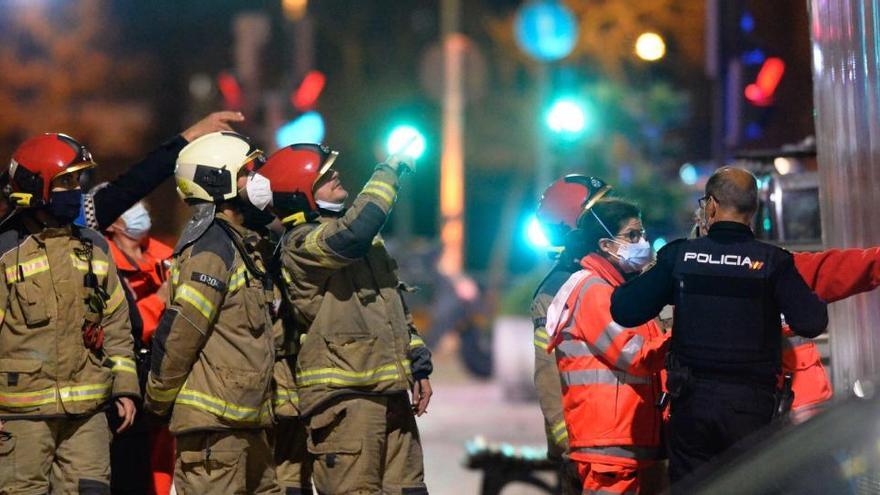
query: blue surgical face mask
[
  {"left": 610, "top": 237, "right": 654, "bottom": 273},
  {"left": 120, "top": 202, "right": 151, "bottom": 241},
  {"left": 48, "top": 189, "right": 83, "bottom": 224}
]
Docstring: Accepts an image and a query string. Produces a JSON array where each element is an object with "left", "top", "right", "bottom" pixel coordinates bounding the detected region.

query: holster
[
  {"left": 657, "top": 353, "right": 691, "bottom": 410},
  {"left": 774, "top": 373, "right": 794, "bottom": 419}
]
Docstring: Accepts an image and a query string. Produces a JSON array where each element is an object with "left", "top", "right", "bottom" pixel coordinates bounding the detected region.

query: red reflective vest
[
  {"left": 787, "top": 248, "right": 880, "bottom": 411},
  {"left": 547, "top": 254, "right": 670, "bottom": 466}
]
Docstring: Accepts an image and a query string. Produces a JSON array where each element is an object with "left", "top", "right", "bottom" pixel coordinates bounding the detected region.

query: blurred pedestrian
[
  {"left": 544, "top": 197, "right": 669, "bottom": 495},
  {"left": 611, "top": 167, "right": 828, "bottom": 482},
  {"left": 259, "top": 143, "right": 432, "bottom": 494},
  {"left": 0, "top": 134, "right": 139, "bottom": 493},
  {"left": 144, "top": 132, "right": 279, "bottom": 494}
]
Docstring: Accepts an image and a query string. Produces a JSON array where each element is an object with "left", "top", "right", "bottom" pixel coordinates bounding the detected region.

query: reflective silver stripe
[
  {"left": 785, "top": 335, "right": 812, "bottom": 347},
  {"left": 573, "top": 445, "right": 662, "bottom": 460},
  {"left": 615, "top": 334, "right": 645, "bottom": 371},
  {"left": 592, "top": 321, "right": 626, "bottom": 355},
  {"left": 556, "top": 338, "right": 592, "bottom": 359},
  {"left": 560, "top": 369, "right": 652, "bottom": 386}
]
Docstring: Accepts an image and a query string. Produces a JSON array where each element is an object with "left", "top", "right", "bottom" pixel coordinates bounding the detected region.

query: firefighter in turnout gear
[
  {"left": 144, "top": 132, "right": 280, "bottom": 494},
  {"left": 532, "top": 175, "right": 612, "bottom": 495},
  {"left": 0, "top": 133, "right": 139, "bottom": 494},
  {"left": 256, "top": 143, "right": 433, "bottom": 494}
]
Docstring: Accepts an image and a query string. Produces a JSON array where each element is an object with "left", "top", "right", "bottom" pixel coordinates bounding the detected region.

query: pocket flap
[
  {"left": 309, "top": 404, "right": 346, "bottom": 431},
  {"left": 0, "top": 358, "right": 42, "bottom": 373},
  {"left": 308, "top": 439, "right": 361, "bottom": 455},
  {"left": 178, "top": 448, "right": 240, "bottom": 467}
]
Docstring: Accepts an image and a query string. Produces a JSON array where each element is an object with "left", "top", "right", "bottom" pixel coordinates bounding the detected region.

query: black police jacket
[{"left": 610, "top": 221, "right": 828, "bottom": 384}]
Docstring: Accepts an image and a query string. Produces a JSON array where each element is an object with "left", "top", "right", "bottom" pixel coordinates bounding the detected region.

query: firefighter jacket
[
  {"left": 0, "top": 219, "right": 139, "bottom": 419},
  {"left": 145, "top": 213, "right": 275, "bottom": 434},
  {"left": 785, "top": 248, "right": 880, "bottom": 412},
  {"left": 271, "top": 264, "right": 300, "bottom": 418},
  {"left": 546, "top": 254, "right": 668, "bottom": 466},
  {"left": 280, "top": 164, "right": 433, "bottom": 417},
  {"left": 531, "top": 261, "right": 579, "bottom": 458},
  {"left": 108, "top": 237, "right": 173, "bottom": 345}
]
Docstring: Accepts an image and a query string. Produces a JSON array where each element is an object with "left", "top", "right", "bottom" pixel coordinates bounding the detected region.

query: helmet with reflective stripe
[
  {"left": 256, "top": 143, "right": 339, "bottom": 225},
  {"left": 175, "top": 131, "right": 264, "bottom": 204},
  {"left": 537, "top": 175, "right": 612, "bottom": 246},
  {"left": 8, "top": 133, "right": 96, "bottom": 207}
]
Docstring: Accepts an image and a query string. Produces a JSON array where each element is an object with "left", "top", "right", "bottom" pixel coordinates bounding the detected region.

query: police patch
[{"left": 191, "top": 272, "right": 227, "bottom": 292}]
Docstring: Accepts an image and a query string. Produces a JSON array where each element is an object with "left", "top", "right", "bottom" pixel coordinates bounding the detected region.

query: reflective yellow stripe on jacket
[
  {"left": 174, "top": 284, "right": 217, "bottom": 321},
  {"left": 297, "top": 360, "right": 412, "bottom": 387},
  {"left": 551, "top": 419, "right": 568, "bottom": 444},
  {"left": 175, "top": 387, "right": 270, "bottom": 423},
  {"left": 69, "top": 254, "right": 109, "bottom": 276},
  {"left": 109, "top": 356, "right": 137, "bottom": 375},
  {"left": 409, "top": 335, "right": 425, "bottom": 349},
  {"left": 5, "top": 255, "right": 50, "bottom": 282},
  {"left": 273, "top": 387, "right": 300, "bottom": 408},
  {"left": 0, "top": 383, "right": 111, "bottom": 409},
  {"left": 228, "top": 265, "right": 247, "bottom": 292}
]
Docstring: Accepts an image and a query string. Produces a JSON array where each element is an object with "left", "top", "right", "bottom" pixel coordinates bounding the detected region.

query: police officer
[
  {"left": 532, "top": 175, "right": 612, "bottom": 495},
  {"left": 610, "top": 167, "right": 828, "bottom": 483},
  {"left": 144, "top": 132, "right": 280, "bottom": 494},
  {"left": 0, "top": 134, "right": 139, "bottom": 494},
  {"left": 256, "top": 143, "right": 433, "bottom": 494}
]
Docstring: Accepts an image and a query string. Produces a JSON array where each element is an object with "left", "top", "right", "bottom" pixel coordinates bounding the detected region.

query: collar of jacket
[
  {"left": 580, "top": 252, "right": 625, "bottom": 287},
  {"left": 708, "top": 221, "right": 755, "bottom": 241},
  {"left": 215, "top": 212, "right": 265, "bottom": 259}
]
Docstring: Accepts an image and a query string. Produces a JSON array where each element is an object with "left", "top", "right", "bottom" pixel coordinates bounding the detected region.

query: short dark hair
[
  {"left": 705, "top": 167, "right": 758, "bottom": 216},
  {"left": 564, "top": 198, "right": 641, "bottom": 259}
]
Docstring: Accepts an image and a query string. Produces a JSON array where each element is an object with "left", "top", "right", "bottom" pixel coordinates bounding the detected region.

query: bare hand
[
  {"left": 411, "top": 378, "right": 433, "bottom": 417},
  {"left": 115, "top": 397, "right": 137, "bottom": 433},
  {"left": 181, "top": 111, "right": 245, "bottom": 142},
  {"left": 156, "top": 279, "right": 171, "bottom": 303}
]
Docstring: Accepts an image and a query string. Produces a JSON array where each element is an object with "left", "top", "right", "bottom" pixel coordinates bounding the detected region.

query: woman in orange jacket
[
  {"left": 104, "top": 201, "right": 175, "bottom": 495},
  {"left": 546, "top": 197, "right": 670, "bottom": 494}
]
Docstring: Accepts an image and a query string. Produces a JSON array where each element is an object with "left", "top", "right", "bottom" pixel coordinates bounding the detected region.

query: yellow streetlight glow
[
  {"left": 635, "top": 32, "right": 666, "bottom": 62},
  {"left": 282, "top": 0, "right": 308, "bottom": 21}
]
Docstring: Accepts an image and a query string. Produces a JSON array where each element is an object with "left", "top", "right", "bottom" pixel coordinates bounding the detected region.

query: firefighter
[
  {"left": 544, "top": 197, "right": 669, "bottom": 494},
  {"left": 0, "top": 133, "right": 139, "bottom": 494},
  {"left": 102, "top": 199, "right": 175, "bottom": 495},
  {"left": 144, "top": 132, "right": 279, "bottom": 494},
  {"left": 255, "top": 143, "right": 433, "bottom": 494},
  {"left": 531, "top": 175, "right": 612, "bottom": 495}
]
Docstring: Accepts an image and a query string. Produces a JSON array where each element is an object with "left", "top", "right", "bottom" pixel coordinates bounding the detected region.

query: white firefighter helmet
[{"left": 174, "top": 131, "right": 264, "bottom": 203}]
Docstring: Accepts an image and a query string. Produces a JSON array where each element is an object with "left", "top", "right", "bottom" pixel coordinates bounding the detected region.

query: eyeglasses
[
  {"left": 698, "top": 195, "right": 714, "bottom": 209},
  {"left": 616, "top": 228, "right": 646, "bottom": 243}
]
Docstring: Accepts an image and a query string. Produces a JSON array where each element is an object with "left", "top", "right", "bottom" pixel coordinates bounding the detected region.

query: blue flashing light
[
  {"left": 742, "top": 48, "right": 766, "bottom": 66},
  {"left": 526, "top": 215, "right": 550, "bottom": 249},
  {"left": 679, "top": 163, "right": 699, "bottom": 185},
  {"left": 652, "top": 237, "right": 667, "bottom": 252},
  {"left": 514, "top": 2, "right": 579, "bottom": 62},
  {"left": 546, "top": 98, "right": 588, "bottom": 135},
  {"left": 762, "top": 217, "right": 772, "bottom": 231},
  {"left": 745, "top": 122, "right": 763, "bottom": 140},
  {"left": 740, "top": 12, "right": 755, "bottom": 33},
  {"left": 275, "top": 111, "right": 325, "bottom": 148}
]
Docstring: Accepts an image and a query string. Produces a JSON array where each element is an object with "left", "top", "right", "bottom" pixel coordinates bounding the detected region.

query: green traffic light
[
  {"left": 546, "top": 98, "right": 589, "bottom": 136},
  {"left": 386, "top": 125, "right": 426, "bottom": 159}
]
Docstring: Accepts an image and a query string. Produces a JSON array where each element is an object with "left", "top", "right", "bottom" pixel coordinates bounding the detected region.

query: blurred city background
[{"left": 0, "top": 0, "right": 829, "bottom": 492}]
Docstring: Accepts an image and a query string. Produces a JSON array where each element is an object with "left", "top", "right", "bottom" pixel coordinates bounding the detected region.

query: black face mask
[
  {"left": 240, "top": 201, "right": 275, "bottom": 231},
  {"left": 47, "top": 190, "right": 82, "bottom": 224}
]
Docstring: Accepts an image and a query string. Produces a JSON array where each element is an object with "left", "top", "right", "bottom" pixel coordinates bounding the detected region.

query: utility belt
[{"left": 657, "top": 353, "right": 794, "bottom": 419}]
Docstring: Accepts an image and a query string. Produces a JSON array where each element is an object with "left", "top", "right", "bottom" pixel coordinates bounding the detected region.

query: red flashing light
[
  {"left": 291, "top": 70, "right": 326, "bottom": 111},
  {"left": 745, "top": 57, "right": 785, "bottom": 107},
  {"left": 217, "top": 72, "right": 243, "bottom": 110}
]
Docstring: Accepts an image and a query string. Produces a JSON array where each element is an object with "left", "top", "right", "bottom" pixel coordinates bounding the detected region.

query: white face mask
[
  {"left": 245, "top": 172, "right": 272, "bottom": 211},
  {"left": 316, "top": 199, "right": 345, "bottom": 212},
  {"left": 120, "top": 202, "right": 151, "bottom": 241},
  {"left": 610, "top": 237, "right": 654, "bottom": 273}
]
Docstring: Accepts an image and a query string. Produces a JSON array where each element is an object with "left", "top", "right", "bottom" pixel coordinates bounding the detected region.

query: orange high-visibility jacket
[
  {"left": 547, "top": 254, "right": 670, "bottom": 466},
  {"left": 787, "top": 248, "right": 880, "bottom": 411}
]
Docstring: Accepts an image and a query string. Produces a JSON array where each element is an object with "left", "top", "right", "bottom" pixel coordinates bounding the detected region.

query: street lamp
[{"left": 635, "top": 32, "right": 666, "bottom": 62}]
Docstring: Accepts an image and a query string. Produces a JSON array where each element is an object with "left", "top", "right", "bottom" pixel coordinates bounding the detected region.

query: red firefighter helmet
[
  {"left": 8, "top": 133, "right": 96, "bottom": 207},
  {"left": 536, "top": 175, "right": 612, "bottom": 246},
  {"left": 257, "top": 143, "right": 339, "bottom": 225}
]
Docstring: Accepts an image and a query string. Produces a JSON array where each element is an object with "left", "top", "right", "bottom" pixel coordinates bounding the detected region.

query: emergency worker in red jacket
[{"left": 546, "top": 198, "right": 669, "bottom": 495}]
